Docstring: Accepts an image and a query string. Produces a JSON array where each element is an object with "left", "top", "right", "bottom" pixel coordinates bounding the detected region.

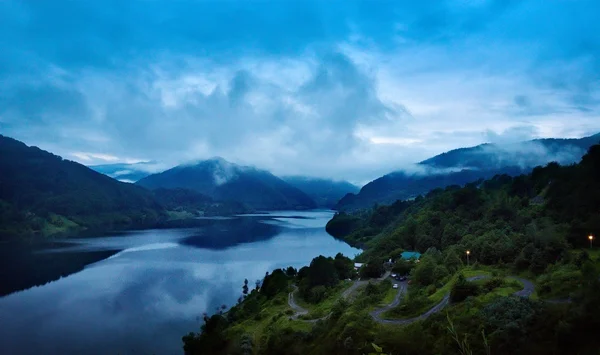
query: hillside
[
  {"left": 183, "top": 145, "right": 600, "bottom": 355},
  {"left": 336, "top": 133, "right": 600, "bottom": 211},
  {"left": 0, "top": 135, "right": 165, "bottom": 239},
  {"left": 330, "top": 144, "right": 600, "bottom": 254},
  {"left": 281, "top": 176, "right": 359, "bottom": 208},
  {"left": 151, "top": 188, "right": 251, "bottom": 216},
  {"left": 136, "top": 158, "right": 317, "bottom": 210}
]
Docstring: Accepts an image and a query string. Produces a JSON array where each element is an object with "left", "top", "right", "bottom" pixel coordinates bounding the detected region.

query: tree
[
  {"left": 242, "top": 279, "right": 249, "bottom": 295},
  {"left": 308, "top": 256, "right": 339, "bottom": 287},
  {"left": 334, "top": 253, "right": 354, "bottom": 280},
  {"left": 450, "top": 274, "right": 479, "bottom": 302},
  {"left": 182, "top": 314, "right": 230, "bottom": 355},
  {"left": 443, "top": 249, "right": 463, "bottom": 272},
  {"left": 360, "top": 259, "right": 385, "bottom": 279},
  {"left": 481, "top": 297, "right": 539, "bottom": 353},
  {"left": 412, "top": 257, "right": 437, "bottom": 286},
  {"left": 286, "top": 266, "right": 297, "bottom": 277},
  {"left": 261, "top": 269, "right": 289, "bottom": 298},
  {"left": 392, "top": 259, "right": 413, "bottom": 275}
]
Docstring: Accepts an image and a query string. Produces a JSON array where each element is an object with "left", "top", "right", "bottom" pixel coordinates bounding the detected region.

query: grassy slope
[
  {"left": 381, "top": 267, "right": 520, "bottom": 319},
  {"left": 295, "top": 281, "right": 354, "bottom": 319},
  {"left": 227, "top": 291, "right": 313, "bottom": 352}
]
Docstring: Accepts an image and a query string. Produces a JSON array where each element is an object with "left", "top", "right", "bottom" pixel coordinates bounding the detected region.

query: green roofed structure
[{"left": 400, "top": 251, "right": 422, "bottom": 261}]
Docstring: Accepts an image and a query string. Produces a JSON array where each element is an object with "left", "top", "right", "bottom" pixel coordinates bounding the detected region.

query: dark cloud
[{"left": 1, "top": 0, "right": 600, "bottom": 182}]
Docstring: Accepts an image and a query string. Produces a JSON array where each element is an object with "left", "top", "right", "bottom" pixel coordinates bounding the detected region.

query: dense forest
[
  {"left": 0, "top": 135, "right": 250, "bottom": 240},
  {"left": 336, "top": 133, "right": 600, "bottom": 211},
  {"left": 182, "top": 145, "right": 600, "bottom": 354},
  {"left": 0, "top": 135, "right": 165, "bottom": 239}
]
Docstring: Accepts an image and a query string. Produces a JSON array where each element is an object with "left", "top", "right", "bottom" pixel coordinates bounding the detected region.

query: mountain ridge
[
  {"left": 335, "top": 132, "right": 600, "bottom": 211},
  {"left": 281, "top": 176, "right": 359, "bottom": 208},
  {"left": 0, "top": 134, "right": 165, "bottom": 239},
  {"left": 136, "top": 159, "right": 318, "bottom": 210}
]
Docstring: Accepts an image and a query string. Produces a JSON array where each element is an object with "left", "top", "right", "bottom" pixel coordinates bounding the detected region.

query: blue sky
[{"left": 1, "top": 0, "right": 599, "bottom": 183}]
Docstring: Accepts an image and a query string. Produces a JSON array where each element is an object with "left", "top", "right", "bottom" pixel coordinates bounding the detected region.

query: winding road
[{"left": 288, "top": 274, "right": 537, "bottom": 325}]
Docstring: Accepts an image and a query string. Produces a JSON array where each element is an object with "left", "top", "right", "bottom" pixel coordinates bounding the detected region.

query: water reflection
[{"left": 0, "top": 211, "right": 359, "bottom": 355}]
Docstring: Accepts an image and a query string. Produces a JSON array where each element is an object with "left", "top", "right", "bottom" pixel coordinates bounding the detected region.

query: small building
[
  {"left": 400, "top": 251, "right": 421, "bottom": 262},
  {"left": 354, "top": 263, "right": 364, "bottom": 270}
]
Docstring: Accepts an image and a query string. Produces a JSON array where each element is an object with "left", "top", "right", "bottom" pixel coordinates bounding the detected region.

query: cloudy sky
[{"left": 1, "top": 0, "right": 599, "bottom": 183}]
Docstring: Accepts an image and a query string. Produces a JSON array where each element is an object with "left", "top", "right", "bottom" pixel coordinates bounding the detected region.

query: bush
[
  {"left": 450, "top": 274, "right": 479, "bottom": 303},
  {"left": 425, "top": 284, "right": 437, "bottom": 296},
  {"left": 482, "top": 277, "right": 505, "bottom": 293}
]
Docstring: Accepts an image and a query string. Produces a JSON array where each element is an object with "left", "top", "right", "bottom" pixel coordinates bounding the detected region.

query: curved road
[
  {"left": 287, "top": 285, "right": 308, "bottom": 319},
  {"left": 288, "top": 274, "right": 537, "bottom": 325},
  {"left": 289, "top": 272, "right": 391, "bottom": 321},
  {"left": 369, "top": 275, "right": 536, "bottom": 325}
]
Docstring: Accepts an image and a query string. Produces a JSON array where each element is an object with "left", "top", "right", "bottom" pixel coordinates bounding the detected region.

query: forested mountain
[
  {"left": 281, "top": 176, "right": 359, "bottom": 208},
  {"left": 336, "top": 133, "right": 600, "bottom": 211},
  {"left": 186, "top": 145, "right": 600, "bottom": 355},
  {"left": 329, "top": 144, "right": 600, "bottom": 256},
  {"left": 89, "top": 161, "right": 157, "bottom": 182},
  {"left": 0, "top": 135, "right": 165, "bottom": 239},
  {"left": 137, "top": 158, "right": 317, "bottom": 210}
]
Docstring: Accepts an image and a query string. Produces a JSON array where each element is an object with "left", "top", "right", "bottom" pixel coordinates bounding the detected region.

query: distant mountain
[
  {"left": 421, "top": 133, "right": 600, "bottom": 170},
  {"left": 0, "top": 135, "right": 165, "bottom": 239},
  {"left": 281, "top": 176, "right": 359, "bottom": 208},
  {"left": 90, "top": 161, "right": 158, "bottom": 182},
  {"left": 136, "top": 158, "right": 317, "bottom": 210},
  {"left": 335, "top": 133, "right": 600, "bottom": 211}
]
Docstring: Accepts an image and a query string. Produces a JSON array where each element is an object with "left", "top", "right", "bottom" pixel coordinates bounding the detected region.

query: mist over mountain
[
  {"left": 335, "top": 133, "right": 600, "bottom": 211},
  {"left": 421, "top": 133, "right": 600, "bottom": 170},
  {"left": 136, "top": 158, "right": 317, "bottom": 210},
  {"left": 281, "top": 176, "right": 359, "bottom": 208},
  {"left": 89, "top": 162, "right": 161, "bottom": 183}
]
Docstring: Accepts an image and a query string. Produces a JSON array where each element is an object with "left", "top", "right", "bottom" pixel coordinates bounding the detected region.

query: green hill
[
  {"left": 189, "top": 145, "right": 600, "bottom": 355},
  {"left": 336, "top": 133, "right": 600, "bottom": 211},
  {"left": 0, "top": 135, "right": 166, "bottom": 239}
]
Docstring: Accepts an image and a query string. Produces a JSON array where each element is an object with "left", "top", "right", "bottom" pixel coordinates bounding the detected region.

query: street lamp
[
  {"left": 466, "top": 250, "right": 470, "bottom": 265},
  {"left": 589, "top": 235, "right": 594, "bottom": 249}
]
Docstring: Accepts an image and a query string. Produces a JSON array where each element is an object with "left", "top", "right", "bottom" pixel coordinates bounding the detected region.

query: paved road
[
  {"left": 509, "top": 276, "right": 535, "bottom": 298},
  {"left": 287, "top": 285, "right": 308, "bottom": 320},
  {"left": 288, "top": 273, "right": 538, "bottom": 325},
  {"left": 288, "top": 271, "right": 391, "bottom": 321},
  {"left": 369, "top": 275, "right": 536, "bottom": 325}
]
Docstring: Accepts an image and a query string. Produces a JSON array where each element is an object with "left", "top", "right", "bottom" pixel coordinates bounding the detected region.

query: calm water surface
[{"left": 0, "top": 210, "right": 359, "bottom": 355}]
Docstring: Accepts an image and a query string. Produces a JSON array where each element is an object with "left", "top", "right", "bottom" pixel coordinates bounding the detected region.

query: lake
[{"left": 0, "top": 210, "right": 359, "bottom": 355}]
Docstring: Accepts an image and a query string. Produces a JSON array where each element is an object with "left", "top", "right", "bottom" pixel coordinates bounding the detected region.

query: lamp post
[
  {"left": 466, "top": 250, "right": 470, "bottom": 265},
  {"left": 589, "top": 235, "right": 594, "bottom": 249}
]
